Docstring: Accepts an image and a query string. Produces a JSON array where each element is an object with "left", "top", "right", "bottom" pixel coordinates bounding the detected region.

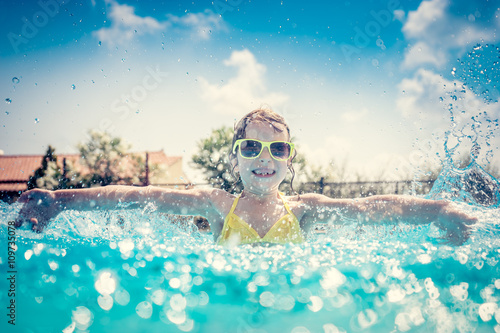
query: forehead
[{"left": 244, "top": 121, "right": 288, "bottom": 141}]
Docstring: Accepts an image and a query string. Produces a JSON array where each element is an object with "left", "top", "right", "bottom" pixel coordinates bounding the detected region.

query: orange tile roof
[{"left": 0, "top": 151, "right": 182, "bottom": 192}]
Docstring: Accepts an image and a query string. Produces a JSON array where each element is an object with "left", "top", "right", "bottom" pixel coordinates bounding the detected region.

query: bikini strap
[
  {"left": 228, "top": 193, "right": 241, "bottom": 215},
  {"left": 278, "top": 192, "right": 293, "bottom": 214}
]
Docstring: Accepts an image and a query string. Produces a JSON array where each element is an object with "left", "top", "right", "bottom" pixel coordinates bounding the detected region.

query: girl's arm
[
  {"left": 15, "top": 186, "right": 218, "bottom": 232},
  {"left": 300, "top": 193, "right": 477, "bottom": 244}
]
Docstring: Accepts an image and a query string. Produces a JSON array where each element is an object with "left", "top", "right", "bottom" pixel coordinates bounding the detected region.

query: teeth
[{"left": 254, "top": 170, "right": 273, "bottom": 175}]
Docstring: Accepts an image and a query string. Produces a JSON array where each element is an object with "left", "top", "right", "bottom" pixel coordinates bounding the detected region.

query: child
[{"left": 15, "top": 109, "right": 476, "bottom": 245}]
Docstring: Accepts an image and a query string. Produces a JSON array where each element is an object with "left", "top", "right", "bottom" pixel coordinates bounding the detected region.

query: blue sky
[{"left": 1, "top": 0, "right": 499, "bottom": 182}]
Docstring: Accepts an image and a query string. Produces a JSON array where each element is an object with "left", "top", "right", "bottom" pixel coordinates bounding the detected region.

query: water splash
[
  {"left": 453, "top": 44, "right": 500, "bottom": 104},
  {"left": 428, "top": 44, "right": 500, "bottom": 207},
  {"left": 428, "top": 160, "right": 500, "bottom": 207},
  {"left": 1, "top": 201, "right": 499, "bottom": 332}
]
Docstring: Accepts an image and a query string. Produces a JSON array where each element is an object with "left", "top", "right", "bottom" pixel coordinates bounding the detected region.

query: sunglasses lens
[
  {"left": 270, "top": 142, "right": 291, "bottom": 159},
  {"left": 240, "top": 140, "right": 262, "bottom": 158}
]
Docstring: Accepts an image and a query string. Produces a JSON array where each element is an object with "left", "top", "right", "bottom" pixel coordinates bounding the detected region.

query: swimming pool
[
  {"left": 1, "top": 187, "right": 499, "bottom": 333},
  {"left": 2, "top": 43, "right": 499, "bottom": 333}
]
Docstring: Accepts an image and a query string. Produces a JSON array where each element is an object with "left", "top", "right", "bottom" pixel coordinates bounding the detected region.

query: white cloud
[
  {"left": 393, "top": 9, "right": 405, "bottom": 23},
  {"left": 403, "top": 0, "right": 447, "bottom": 38},
  {"left": 198, "top": 49, "right": 289, "bottom": 115},
  {"left": 401, "top": 0, "right": 499, "bottom": 70},
  {"left": 93, "top": 0, "right": 165, "bottom": 46},
  {"left": 166, "top": 10, "right": 227, "bottom": 40},
  {"left": 397, "top": 68, "right": 461, "bottom": 126},
  {"left": 341, "top": 108, "right": 369, "bottom": 122},
  {"left": 402, "top": 41, "right": 447, "bottom": 69},
  {"left": 93, "top": 0, "right": 225, "bottom": 46}
]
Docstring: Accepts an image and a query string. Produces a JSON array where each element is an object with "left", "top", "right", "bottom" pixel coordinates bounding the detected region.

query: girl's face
[{"left": 235, "top": 121, "right": 290, "bottom": 195}]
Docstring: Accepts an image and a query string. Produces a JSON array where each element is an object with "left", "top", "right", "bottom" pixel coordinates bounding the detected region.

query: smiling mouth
[{"left": 252, "top": 170, "right": 276, "bottom": 177}]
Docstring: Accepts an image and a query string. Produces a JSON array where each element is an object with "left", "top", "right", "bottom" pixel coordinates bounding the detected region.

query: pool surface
[{"left": 1, "top": 184, "right": 499, "bottom": 333}]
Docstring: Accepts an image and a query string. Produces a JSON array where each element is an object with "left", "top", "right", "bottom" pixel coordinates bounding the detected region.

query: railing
[
  {"left": 0, "top": 179, "right": 436, "bottom": 200},
  {"left": 297, "top": 178, "right": 436, "bottom": 198},
  {"left": 149, "top": 178, "right": 436, "bottom": 198}
]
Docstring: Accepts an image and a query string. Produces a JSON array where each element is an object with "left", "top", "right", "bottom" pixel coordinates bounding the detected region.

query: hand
[
  {"left": 15, "top": 189, "right": 61, "bottom": 232},
  {"left": 434, "top": 201, "right": 477, "bottom": 245}
]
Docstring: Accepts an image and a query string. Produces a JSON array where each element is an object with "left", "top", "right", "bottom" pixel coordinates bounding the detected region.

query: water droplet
[
  {"left": 136, "top": 109, "right": 140, "bottom": 114},
  {"left": 71, "top": 84, "right": 76, "bottom": 90},
  {"left": 121, "top": 58, "right": 125, "bottom": 62},
  {"left": 98, "top": 41, "right": 102, "bottom": 46},
  {"left": 5, "top": 98, "right": 12, "bottom": 104},
  {"left": 135, "top": 301, "right": 152, "bottom": 319},
  {"left": 5, "top": 111, "right": 10, "bottom": 115},
  {"left": 34, "top": 118, "right": 39, "bottom": 124},
  {"left": 98, "top": 294, "right": 113, "bottom": 311},
  {"left": 12, "top": 77, "right": 19, "bottom": 84}
]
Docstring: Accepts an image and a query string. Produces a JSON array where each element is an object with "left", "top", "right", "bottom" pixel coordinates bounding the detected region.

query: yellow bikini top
[{"left": 217, "top": 192, "right": 305, "bottom": 246}]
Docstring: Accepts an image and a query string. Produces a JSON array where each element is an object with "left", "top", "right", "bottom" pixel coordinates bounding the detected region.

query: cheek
[
  {"left": 235, "top": 157, "right": 252, "bottom": 173},
  {"left": 276, "top": 162, "right": 289, "bottom": 175}
]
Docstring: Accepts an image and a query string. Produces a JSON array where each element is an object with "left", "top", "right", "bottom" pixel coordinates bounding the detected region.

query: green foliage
[
  {"left": 78, "top": 130, "right": 143, "bottom": 187},
  {"left": 27, "top": 146, "right": 81, "bottom": 190},
  {"left": 191, "top": 126, "right": 241, "bottom": 193},
  {"left": 30, "top": 131, "right": 163, "bottom": 190}
]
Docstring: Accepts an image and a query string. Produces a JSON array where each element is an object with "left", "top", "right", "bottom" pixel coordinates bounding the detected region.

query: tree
[
  {"left": 27, "top": 146, "right": 81, "bottom": 190},
  {"left": 191, "top": 126, "right": 240, "bottom": 193},
  {"left": 78, "top": 130, "right": 146, "bottom": 187}
]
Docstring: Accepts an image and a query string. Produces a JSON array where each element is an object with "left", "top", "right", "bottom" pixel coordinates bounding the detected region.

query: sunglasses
[{"left": 233, "top": 139, "right": 295, "bottom": 161}]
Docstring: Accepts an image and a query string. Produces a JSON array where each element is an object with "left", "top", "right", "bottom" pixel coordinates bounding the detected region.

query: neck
[{"left": 241, "top": 188, "right": 280, "bottom": 203}]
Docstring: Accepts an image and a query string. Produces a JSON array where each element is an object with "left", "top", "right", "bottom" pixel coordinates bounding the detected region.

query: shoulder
[
  {"left": 285, "top": 193, "right": 358, "bottom": 213},
  {"left": 200, "top": 188, "right": 237, "bottom": 215},
  {"left": 282, "top": 193, "right": 334, "bottom": 214},
  {"left": 286, "top": 193, "right": 339, "bottom": 205}
]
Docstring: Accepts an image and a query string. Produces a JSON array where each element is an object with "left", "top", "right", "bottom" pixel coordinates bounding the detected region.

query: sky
[{"left": 1, "top": 0, "right": 499, "bottom": 182}]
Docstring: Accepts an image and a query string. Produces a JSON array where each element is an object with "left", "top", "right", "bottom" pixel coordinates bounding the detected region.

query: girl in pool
[{"left": 16, "top": 108, "right": 476, "bottom": 245}]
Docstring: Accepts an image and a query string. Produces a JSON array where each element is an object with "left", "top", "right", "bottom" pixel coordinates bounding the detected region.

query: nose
[{"left": 259, "top": 147, "right": 272, "bottom": 163}]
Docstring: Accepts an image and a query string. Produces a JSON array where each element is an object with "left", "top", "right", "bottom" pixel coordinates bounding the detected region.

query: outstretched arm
[
  {"left": 300, "top": 193, "right": 477, "bottom": 244},
  {"left": 15, "top": 186, "right": 218, "bottom": 232}
]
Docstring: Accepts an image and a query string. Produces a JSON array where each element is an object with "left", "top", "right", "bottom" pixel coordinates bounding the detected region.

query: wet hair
[{"left": 229, "top": 108, "right": 298, "bottom": 194}]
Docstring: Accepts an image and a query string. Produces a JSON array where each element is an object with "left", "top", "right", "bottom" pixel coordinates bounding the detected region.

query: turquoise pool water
[{"left": 1, "top": 190, "right": 499, "bottom": 333}]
